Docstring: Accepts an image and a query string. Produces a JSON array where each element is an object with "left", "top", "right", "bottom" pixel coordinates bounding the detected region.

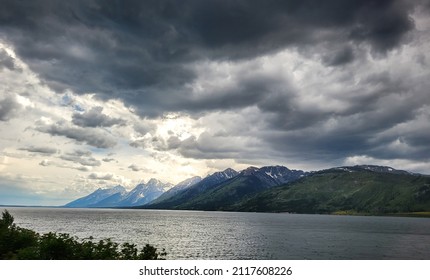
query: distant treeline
[{"left": 0, "top": 210, "right": 166, "bottom": 260}]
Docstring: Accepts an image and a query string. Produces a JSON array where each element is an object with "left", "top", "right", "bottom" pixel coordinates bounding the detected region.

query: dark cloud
[
  {"left": 366, "top": 108, "right": 430, "bottom": 161},
  {"left": 0, "top": 49, "right": 18, "bottom": 71},
  {"left": 128, "top": 164, "right": 150, "bottom": 172},
  {"left": 1, "top": 0, "right": 429, "bottom": 176},
  {"left": 88, "top": 173, "right": 113, "bottom": 180},
  {"left": 19, "top": 146, "right": 58, "bottom": 155},
  {"left": 128, "top": 164, "right": 142, "bottom": 171},
  {"left": 348, "top": 0, "right": 414, "bottom": 52},
  {"left": 129, "top": 139, "right": 148, "bottom": 149},
  {"left": 0, "top": 0, "right": 419, "bottom": 117},
  {"left": 166, "top": 136, "right": 181, "bottom": 150},
  {"left": 72, "top": 106, "right": 126, "bottom": 127},
  {"left": 259, "top": 78, "right": 430, "bottom": 164},
  {"left": 322, "top": 46, "right": 355, "bottom": 66},
  {"left": 39, "top": 159, "right": 51, "bottom": 167},
  {"left": 59, "top": 150, "right": 101, "bottom": 167},
  {"left": 0, "top": 95, "right": 22, "bottom": 121},
  {"left": 39, "top": 159, "right": 93, "bottom": 171},
  {"left": 36, "top": 120, "right": 117, "bottom": 148},
  {"left": 130, "top": 135, "right": 172, "bottom": 151},
  {"left": 133, "top": 121, "right": 156, "bottom": 136},
  {"left": 186, "top": 72, "right": 294, "bottom": 114},
  {"left": 167, "top": 132, "right": 263, "bottom": 161},
  {"left": 161, "top": 61, "right": 430, "bottom": 167}
]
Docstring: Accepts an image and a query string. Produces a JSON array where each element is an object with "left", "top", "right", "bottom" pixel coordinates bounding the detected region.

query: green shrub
[{"left": 0, "top": 210, "right": 166, "bottom": 260}]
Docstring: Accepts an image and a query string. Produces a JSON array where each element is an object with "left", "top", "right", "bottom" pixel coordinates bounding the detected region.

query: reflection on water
[{"left": 3, "top": 207, "right": 430, "bottom": 259}]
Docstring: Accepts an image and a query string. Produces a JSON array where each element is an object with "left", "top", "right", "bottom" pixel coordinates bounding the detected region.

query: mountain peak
[
  {"left": 238, "top": 165, "right": 308, "bottom": 186},
  {"left": 175, "top": 176, "right": 202, "bottom": 188},
  {"left": 222, "top": 168, "right": 238, "bottom": 175},
  {"left": 64, "top": 185, "right": 127, "bottom": 207},
  {"left": 241, "top": 166, "right": 260, "bottom": 175},
  {"left": 261, "top": 165, "right": 292, "bottom": 172},
  {"left": 209, "top": 168, "right": 238, "bottom": 179}
]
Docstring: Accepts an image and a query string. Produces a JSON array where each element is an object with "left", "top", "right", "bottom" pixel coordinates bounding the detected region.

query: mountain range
[
  {"left": 64, "top": 164, "right": 430, "bottom": 215},
  {"left": 146, "top": 165, "right": 307, "bottom": 210},
  {"left": 64, "top": 178, "right": 172, "bottom": 208},
  {"left": 228, "top": 165, "right": 430, "bottom": 214},
  {"left": 65, "top": 165, "right": 305, "bottom": 208}
]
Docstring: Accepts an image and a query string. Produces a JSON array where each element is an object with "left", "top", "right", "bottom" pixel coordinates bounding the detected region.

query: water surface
[{"left": 3, "top": 207, "right": 430, "bottom": 259}]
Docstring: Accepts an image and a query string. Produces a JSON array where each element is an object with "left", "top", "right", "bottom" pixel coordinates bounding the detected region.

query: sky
[{"left": 1, "top": 0, "right": 430, "bottom": 206}]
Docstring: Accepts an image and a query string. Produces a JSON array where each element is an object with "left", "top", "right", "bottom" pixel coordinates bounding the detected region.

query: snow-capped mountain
[
  {"left": 209, "top": 168, "right": 238, "bottom": 180},
  {"left": 240, "top": 166, "right": 278, "bottom": 186},
  {"left": 147, "top": 169, "right": 239, "bottom": 208},
  {"left": 64, "top": 185, "right": 127, "bottom": 208},
  {"left": 259, "top": 165, "right": 308, "bottom": 185},
  {"left": 90, "top": 191, "right": 128, "bottom": 208},
  {"left": 64, "top": 164, "right": 425, "bottom": 212},
  {"left": 150, "top": 176, "right": 202, "bottom": 204},
  {"left": 64, "top": 179, "right": 172, "bottom": 208},
  {"left": 173, "top": 176, "right": 203, "bottom": 191},
  {"left": 148, "top": 166, "right": 306, "bottom": 210},
  {"left": 239, "top": 165, "right": 307, "bottom": 187},
  {"left": 200, "top": 168, "right": 239, "bottom": 191},
  {"left": 117, "top": 178, "right": 173, "bottom": 207}
]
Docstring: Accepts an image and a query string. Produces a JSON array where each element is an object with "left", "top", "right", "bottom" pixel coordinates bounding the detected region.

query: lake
[{"left": 2, "top": 207, "right": 430, "bottom": 259}]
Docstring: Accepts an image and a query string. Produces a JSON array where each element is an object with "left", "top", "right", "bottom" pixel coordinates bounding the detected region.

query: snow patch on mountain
[{"left": 241, "top": 165, "right": 308, "bottom": 187}]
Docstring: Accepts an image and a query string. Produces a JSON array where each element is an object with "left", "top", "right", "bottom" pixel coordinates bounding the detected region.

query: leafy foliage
[{"left": 0, "top": 210, "right": 166, "bottom": 260}]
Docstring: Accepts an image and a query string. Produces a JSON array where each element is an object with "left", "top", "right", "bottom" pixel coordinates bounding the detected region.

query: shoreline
[{"left": 3, "top": 205, "right": 430, "bottom": 218}]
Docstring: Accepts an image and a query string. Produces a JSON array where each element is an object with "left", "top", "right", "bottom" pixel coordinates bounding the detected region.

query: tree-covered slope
[
  {"left": 229, "top": 169, "right": 430, "bottom": 214},
  {"left": 174, "top": 174, "right": 271, "bottom": 210}
]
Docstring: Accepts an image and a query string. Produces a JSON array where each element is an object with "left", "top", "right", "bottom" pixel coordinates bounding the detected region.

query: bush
[{"left": 0, "top": 210, "right": 166, "bottom": 260}]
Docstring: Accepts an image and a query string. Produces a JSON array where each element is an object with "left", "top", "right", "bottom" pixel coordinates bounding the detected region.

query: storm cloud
[
  {"left": 1, "top": 0, "right": 430, "bottom": 206},
  {"left": 0, "top": 49, "right": 18, "bottom": 71},
  {"left": 88, "top": 172, "right": 114, "bottom": 180},
  {"left": 72, "top": 106, "right": 126, "bottom": 127},
  {"left": 0, "top": 0, "right": 419, "bottom": 115},
  {"left": 36, "top": 120, "right": 117, "bottom": 149},
  {"left": 59, "top": 150, "right": 101, "bottom": 167},
  {"left": 0, "top": 95, "right": 22, "bottom": 121},
  {"left": 19, "top": 146, "right": 58, "bottom": 155}
]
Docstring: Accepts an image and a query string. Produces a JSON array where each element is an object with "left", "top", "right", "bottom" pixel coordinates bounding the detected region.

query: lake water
[{"left": 2, "top": 207, "right": 430, "bottom": 259}]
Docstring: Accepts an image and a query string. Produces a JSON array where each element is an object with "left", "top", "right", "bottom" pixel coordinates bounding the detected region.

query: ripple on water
[{"left": 3, "top": 207, "right": 430, "bottom": 259}]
